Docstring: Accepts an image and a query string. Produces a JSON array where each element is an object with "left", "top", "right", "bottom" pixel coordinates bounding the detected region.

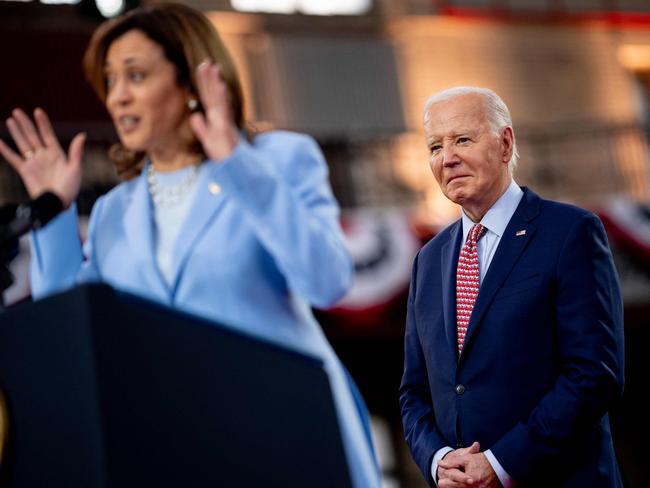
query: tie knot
[{"left": 467, "top": 224, "right": 485, "bottom": 246}]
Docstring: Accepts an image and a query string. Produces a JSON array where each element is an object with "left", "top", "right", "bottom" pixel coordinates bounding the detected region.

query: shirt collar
[{"left": 461, "top": 179, "right": 524, "bottom": 242}]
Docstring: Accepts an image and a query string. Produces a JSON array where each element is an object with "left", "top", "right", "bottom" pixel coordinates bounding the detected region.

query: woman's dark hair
[{"left": 83, "top": 2, "right": 246, "bottom": 179}]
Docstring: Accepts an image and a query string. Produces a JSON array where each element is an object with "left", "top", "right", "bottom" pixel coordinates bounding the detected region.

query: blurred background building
[{"left": 1, "top": 0, "right": 650, "bottom": 486}]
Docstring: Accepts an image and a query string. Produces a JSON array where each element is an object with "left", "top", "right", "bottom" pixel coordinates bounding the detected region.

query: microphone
[
  {"left": 3, "top": 192, "right": 64, "bottom": 238},
  {"left": 0, "top": 192, "right": 64, "bottom": 300}
]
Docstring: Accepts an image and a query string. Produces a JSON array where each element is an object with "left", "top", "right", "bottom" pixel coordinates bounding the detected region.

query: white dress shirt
[{"left": 432, "top": 179, "right": 523, "bottom": 488}]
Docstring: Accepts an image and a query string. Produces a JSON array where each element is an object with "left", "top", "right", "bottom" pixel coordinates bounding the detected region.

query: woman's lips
[{"left": 116, "top": 115, "right": 140, "bottom": 134}]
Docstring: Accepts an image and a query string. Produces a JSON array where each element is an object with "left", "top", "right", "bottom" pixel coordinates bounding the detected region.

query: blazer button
[{"left": 455, "top": 384, "right": 466, "bottom": 395}]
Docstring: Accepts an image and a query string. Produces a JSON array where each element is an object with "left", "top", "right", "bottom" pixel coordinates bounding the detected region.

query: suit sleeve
[
  {"left": 400, "top": 250, "right": 448, "bottom": 486},
  {"left": 490, "top": 213, "right": 625, "bottom": 480},
  {"left": 208, "top": 133, "right": 353, "bottom": 308},
  {"left": 30, "top": 199, "right": 103, "bottom": 299}
]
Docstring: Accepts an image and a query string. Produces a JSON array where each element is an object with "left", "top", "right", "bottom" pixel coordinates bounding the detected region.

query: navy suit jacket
[{"left": 400, "top": 187, "right": 624, "bottom": 487}]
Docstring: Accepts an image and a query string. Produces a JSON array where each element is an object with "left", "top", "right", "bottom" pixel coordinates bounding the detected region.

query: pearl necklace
[{"left": 147, "top": 163, "right": 198, "bottom": 206}]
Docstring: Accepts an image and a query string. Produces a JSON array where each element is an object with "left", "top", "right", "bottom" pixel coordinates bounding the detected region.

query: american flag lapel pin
[{"left": 516, "top": 229, "right": 526, "bottom": 237}]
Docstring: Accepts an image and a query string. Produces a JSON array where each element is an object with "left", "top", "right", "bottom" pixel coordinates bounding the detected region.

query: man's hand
[
  {"left": 437, "top": 442, "right": 480, "bottom": 487},
  {"left": 437, "top": 442, "right": 500, "bottom": 488}
]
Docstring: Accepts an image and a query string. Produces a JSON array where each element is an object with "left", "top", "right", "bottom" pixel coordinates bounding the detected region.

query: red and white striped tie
[{"left": 456, "top": 223, "right": 486, "bottom": 353}]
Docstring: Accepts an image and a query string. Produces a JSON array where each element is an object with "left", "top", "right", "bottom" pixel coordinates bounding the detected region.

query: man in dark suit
[{"left": 400, "top": 87, "right": 624, "bottom": 487}]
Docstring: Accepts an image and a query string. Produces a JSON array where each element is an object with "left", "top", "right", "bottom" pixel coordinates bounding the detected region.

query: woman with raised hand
[{"left": 0, "top": 4, "right": 379, "bottom": 486}]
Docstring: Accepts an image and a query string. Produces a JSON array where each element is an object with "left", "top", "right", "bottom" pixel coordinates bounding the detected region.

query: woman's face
[{"left": 104, "top": 29, "right": 193, "bottom": 156}]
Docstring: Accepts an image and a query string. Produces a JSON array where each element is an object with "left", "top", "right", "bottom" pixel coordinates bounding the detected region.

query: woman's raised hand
[
  {"left": 189, "top": 61, "right": 239, "bottom": 162},
  {"left": 0, "top": 108, "right": 84, "bottom": 209}
]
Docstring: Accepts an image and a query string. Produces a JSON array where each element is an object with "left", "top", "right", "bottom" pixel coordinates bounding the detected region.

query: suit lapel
[
  {"left": 123, "top": 169, "right": 168, "bottom": 296},
  {"left": 441, "top": 220, "right": 463, "bottom": 359},
  {"left": 169, "top": 164, "right": 227, "bottom": 296},
  {"left": 460, "top": 188, "right": 540, "bottom": 359}
]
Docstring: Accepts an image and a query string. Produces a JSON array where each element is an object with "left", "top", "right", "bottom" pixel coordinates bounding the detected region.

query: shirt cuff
[
  {"left": 484, "top": 449, "right": 515, "bottom": 488},
  {"left": 430, "top": 446, "right": 453, "bottom": 486}
]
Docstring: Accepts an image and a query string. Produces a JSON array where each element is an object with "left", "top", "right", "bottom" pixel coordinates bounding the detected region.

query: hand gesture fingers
[
  {"left": 12, "top": 108, "right": 48, "bottom": 153},
  {"left": 0, "top": 135, "right": 24, "bottom": 171},
  {"left": 68, "top": 132, "right": 85, "bottom": 169},
  {"left": 6, "top": 113, "right": 37, "bottom": 161},
  {"left": 4, "top": 108, "right": 66, "bottom": 166},
  {"left": 35, "top": 108, "right": 66, "bottom": 156},
  {"left": 459, "top": 441, "right": 481, "bottom": 456},
  {"left": 1, "top": 107, "right": 84, "bottom": 207},
  {"left": 439, "top": 442, "right": 481, "bottom": 470},
  {"left": 196, "top": 61, "right": 227, "bottom": 113},
  {"left": 438, "top": 467, "right": 475, "bottom": 487},
  {"left": 190, "top": 61, "right": 238, "bottom": 162},
  {"left": 192, "top": 61, "right": 227, "bottom": 139}
]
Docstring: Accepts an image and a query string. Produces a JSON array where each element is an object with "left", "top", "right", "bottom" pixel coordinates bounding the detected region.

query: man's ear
[{"left": 501, "top": 126, "right": 514, "bottom": 164}]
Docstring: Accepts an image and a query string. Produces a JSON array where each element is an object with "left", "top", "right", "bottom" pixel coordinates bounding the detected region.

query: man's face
[{"left": 424, "top": 93, "right": 513, "bottom": 221}]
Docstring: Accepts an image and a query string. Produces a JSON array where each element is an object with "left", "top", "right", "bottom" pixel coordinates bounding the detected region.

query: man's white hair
[{"left": 423, "top": 86, "right": 519, "bottom": 171}]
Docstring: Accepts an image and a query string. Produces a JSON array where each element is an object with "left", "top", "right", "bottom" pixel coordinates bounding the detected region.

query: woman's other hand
[
  {"left": 0, "top": 108, "right": 84, "bottom": 209},
  {"left": 189, "top": 61, "right": 239, "bottom": 162}
]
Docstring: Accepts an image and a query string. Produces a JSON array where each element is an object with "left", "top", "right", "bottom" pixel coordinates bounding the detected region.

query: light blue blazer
[{"left": 30, "top": 131, "right": 380, "bottom": 487}]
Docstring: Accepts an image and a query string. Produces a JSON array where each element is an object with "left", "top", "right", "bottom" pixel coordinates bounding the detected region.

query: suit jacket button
[{"left": 455, "top": 384, "right": 466, "bottom": 395}]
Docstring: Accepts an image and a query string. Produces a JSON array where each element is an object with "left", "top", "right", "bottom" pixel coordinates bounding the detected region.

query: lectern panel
[{"left": 0, "top": 284, "right": 352, "bottom": 487}]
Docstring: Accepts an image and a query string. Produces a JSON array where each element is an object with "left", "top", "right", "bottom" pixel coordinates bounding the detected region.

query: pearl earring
[{"left": 187, "top": 99, "right": 199, "bottom": 111}]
